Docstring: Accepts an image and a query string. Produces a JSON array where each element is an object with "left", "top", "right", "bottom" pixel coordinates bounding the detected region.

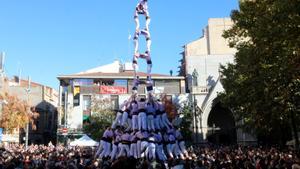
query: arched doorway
[{"left": 207, "top": 102, "right": 236, "bottom": 145}]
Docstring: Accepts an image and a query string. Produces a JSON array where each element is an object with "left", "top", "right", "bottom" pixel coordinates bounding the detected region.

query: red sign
[
  {"left": 100, "top": 86, "right": 127, "bottom": 94},
  {"left": 62, "top": 128, "right": 68, "bottom": 133}
]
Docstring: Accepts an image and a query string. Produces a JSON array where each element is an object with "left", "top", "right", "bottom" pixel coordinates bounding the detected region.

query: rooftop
[
  {"left": 58, "top": 70, "right": 184, "bottom": 80},
  {"left": 57, "top": 60, "right": 184, "bottom": 80}
]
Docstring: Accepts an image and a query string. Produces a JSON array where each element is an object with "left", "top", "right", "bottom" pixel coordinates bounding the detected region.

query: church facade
[{"left": 180, "top": 18, "right": 256, "bottom": 144}]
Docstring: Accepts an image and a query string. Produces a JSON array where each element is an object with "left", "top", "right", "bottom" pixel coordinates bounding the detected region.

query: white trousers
[
  {"left": 161, "top": 113, "right": 172, "bottom": 130},
  {"left": 117, "top": 143, "right": 130, "bottom": 158},
  {"left": 130, "top": 143, "right": 138, "bottom": 159},
  {"left": 179, "top": 141, "right": 189, "bottom": 157},
  {"left": 95, "top": 141, "right": 103, "bottom": 158},
  {"left": 154, "top": 115, "right": 162, "bottom": 130},
  {"left": 137, "top": 140, "right": 141, "bottom": 158},
  {"left": 121, "top": 111, "right": 129, "bottom": 127},
  {"left": 147, "top": 142, "right": 156, "bottom": 161},
  {"left": 132, "top": 115, "right": 138, "bottom": 130},
  {"left": 100, "top": 141, "right": 111, "bottom": 158},
  {"left": 140, "top": 141, "right": 148, "bottom": 158},
  {"left": 112, "top": 112, "right": 123, "bottom": 129},
  {"left": 174, "top": 141, "right": 185, "bottom": 159},
  {"left": 126, "top": 118, "right": 132, "bottom": 131},
  {"left": 167, "top": 143, "right": 176, "bottom": 159},
  {"left": 147, "top": 115, "right": 155, "bottom": 131},
  {"left": 110, "top": 143, "right": 119, "bottom": 161},
  {"left": 138, "top": 112, "right": 147, "bottom": 131},
  {"left": 156, "top": 144, "right": 167, "bottom": 161}
]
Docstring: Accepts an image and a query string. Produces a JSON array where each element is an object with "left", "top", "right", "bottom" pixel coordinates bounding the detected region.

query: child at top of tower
[
  {"left": 134, "top": 0, "right": 150, "bottom": 31},
  {"left": 135, "top": 0, "right": 149, "bottom": 15}
]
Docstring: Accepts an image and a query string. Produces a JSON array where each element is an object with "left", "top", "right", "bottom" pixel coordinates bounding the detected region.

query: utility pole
[
  {"left": 64, "top": 91, "right": 68, "bottom": 146},
  {"left": 192, "top": 69, "right": 199, "bottom": 143},
  {"left": 64, "top": 91, "right": 68, "bottom": 128},
  {"left": 25, "top": 76, "right": 31, "bottom": 149}
]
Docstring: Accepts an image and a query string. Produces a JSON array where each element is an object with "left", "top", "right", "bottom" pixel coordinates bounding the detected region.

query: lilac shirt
[
  {"left": 121, "top": 133, "right": 131, "bottom": 141},
  {"left": 168, "top": 134, "right": 176, "bottom": 142},
  {"left": 115, "top": 135, "right": 122, "bottom": 143},
  {"left": 103, "top": 129, "right": 113, "bottom": 138},
  {"left": 131, "top": 101, "right": 139, "bottom": 114},
  {"left": 138, "top": 101, "right": 146, "bottom": 110},
  {"left": 135, "top": 131, "right": 143, "bottom": 140},
  {"left": 146, "top": 103, "right": 156, "bottom": 114},
  {"left": 130, "top": 133, "right": 137, "bottom": 142},
  {"left": 142, "top": 131, "right": 149, "bottom": 139}
]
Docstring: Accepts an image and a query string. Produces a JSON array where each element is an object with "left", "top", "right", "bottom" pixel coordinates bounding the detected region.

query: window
[
  {"left": 73, "top": 79, "right": 93, "bottom": 86},
  {"left": 83, "top": 95, "right": 92, "bottom": 125},
  {"left": 83, "top": 95, "right": 91, "bottom": 111},
  {"left": 110, "top": 95, "right": 119, "bottom": 110},
  {"left": 114, "top": 80, "right": 128, "bottom": 87},
  {"left": 128, "top": 80, "right": 146, "bottom": 94},
  {"left": 155, "top": 80, "right": 180, "bottom": 94}
]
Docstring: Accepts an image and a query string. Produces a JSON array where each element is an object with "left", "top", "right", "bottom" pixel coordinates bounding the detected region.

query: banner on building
[
  {"left": 73, "top": 86, "right": 80, "bottom": 106},
  {"left": 100, "top": 86, "right": 127, "bottom": 94},
  {"left": 73, "top": 86, "right": 80, "bottom": 96}
]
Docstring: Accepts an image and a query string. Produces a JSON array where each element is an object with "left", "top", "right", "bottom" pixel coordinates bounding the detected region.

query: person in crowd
[
  {"left": 137, "top": 98, "right": 147, "bottom": 131},
  {"left": 121, "top": 102, "right": 131, "bottom": 128},
  {"left": 110, "top": 128, "right": 122, "bottom": 161},
  {"left": 146, "top": 132, "right": 156, "bottom": 161},
  {"left": 130, "top": 100, "right": 139, "bottom": 131},
  {"left": 130, "top": 130, "right": 138, "bottom": 159},
  {"left": 1, "top": 142, "right": 300, "bottom": 169},
  {"left": 97, "top": 126, "right": 113, "bottom": 159},
  {"left": 134, "top": 0, "right": 150, "bottom": 31},
  {"left": 146, "top": 101, "right": 155, "bottom": 132},
  {"left": 166, "top": 129, "right": 176, "bottom": 159},
  {"left": 117, "top": 130, "right": 131, "bottom": 158},
  {"left": 112, "top": 100, "right": 128, "bottom": 129},
  {"left": 154, "top": 131, "right": 168, "bottom": 162},
  {"left": 157, "top": 99, "right": 172, "bottom": 130}
]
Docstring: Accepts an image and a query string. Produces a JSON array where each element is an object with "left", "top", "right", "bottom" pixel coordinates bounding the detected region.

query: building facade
[
  {"left": 57, "top": 60, "right": 187, "bottom": 140},
  {"left": 180, "top": 18, "right": 256, "bottom": 144},
  {"left": 0, "top": 75, "right": 58, "bottom": 144}
]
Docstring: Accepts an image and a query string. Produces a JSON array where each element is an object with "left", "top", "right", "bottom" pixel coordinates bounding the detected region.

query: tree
[
  {"left": 83, "top": 95, "right": 115, "bottom": 141},
  {"left": 0, "top": 93, "right": 39, "bottom": 133},
  {"left": 178, "top": 103, "right": 193, "bottom": 144},
  {"left": 219, "top": 0, "right": 300, "bottom": 148}
]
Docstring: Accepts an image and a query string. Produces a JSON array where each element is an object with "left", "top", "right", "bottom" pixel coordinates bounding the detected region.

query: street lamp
[
  {"left": 25, "top": 76, "right": 31, "bottom": 150},
  {"left": 192, "top": 69, "right": 199, "bottom": 143}
]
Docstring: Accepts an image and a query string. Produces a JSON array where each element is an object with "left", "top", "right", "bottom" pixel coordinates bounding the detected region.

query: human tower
[{"left": 96, "top": 0, "right": 189, "bottom": 162}]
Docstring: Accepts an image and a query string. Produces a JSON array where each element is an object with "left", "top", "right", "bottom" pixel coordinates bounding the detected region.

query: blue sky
[{"left": 0, "top": 0, "right": 238, "bottom": 89}]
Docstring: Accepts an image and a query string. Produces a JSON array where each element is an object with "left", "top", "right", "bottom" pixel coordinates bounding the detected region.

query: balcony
[{"left": 191, "top": 86, "right": 209, "bottom": 94}]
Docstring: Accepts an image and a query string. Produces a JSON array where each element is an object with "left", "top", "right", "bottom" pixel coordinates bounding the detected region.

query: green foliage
[
  {"left": 178, "top": 103, "right": 193, "bottom": 144},
  {"left": 83, "top": 109, "right": 114, "bottom": 141},
  {"left": 83, "top": 96, "right": 115, "bottom": 141},
  {"left": 220, "top": 0, "right": 300, "bottom": 146}
]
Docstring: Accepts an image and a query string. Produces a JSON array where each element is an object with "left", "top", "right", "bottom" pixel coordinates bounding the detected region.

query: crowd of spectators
[{"left": 0, "top": 143, "right": 299, "bottom": 169}]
